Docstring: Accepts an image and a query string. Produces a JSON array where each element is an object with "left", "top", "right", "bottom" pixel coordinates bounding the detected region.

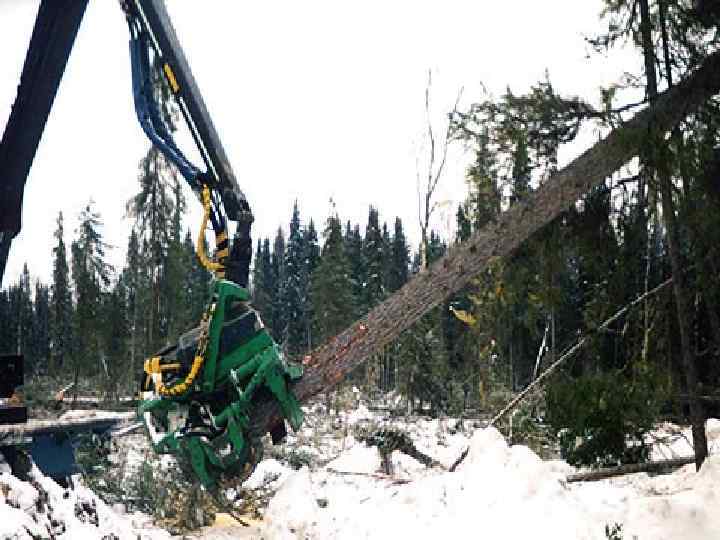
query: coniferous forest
[{"left": 2, "top": 1, "right": 720, "bottom": 474}]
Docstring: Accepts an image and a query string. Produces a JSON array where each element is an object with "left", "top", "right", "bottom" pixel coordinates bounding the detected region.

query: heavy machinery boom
[{"left": 0, "top": 1, "right": 304, "bottom": 490}]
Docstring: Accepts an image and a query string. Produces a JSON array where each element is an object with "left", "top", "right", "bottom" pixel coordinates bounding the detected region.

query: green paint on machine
[{"left": 139, "top": 279, "right": 304, "bottom": 489}]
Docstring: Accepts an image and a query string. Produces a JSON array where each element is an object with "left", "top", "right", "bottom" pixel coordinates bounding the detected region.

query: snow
[
  {"left": 260, "top": 407, "right": 720, "bottom": 540},
  {"left": 649, "top": 418, "right": 720, "bottom": 460},
  {"left": 2, "top": 403, "right": 720, "bottom": 539},
  {"left": 57, "top": 409, "right": 133, "bottom": 422},
  {"left": 0, "top": 463, "right": 171, "bottom": 539},
  {"left": 243, "top": 458, "right": 294, "bottom": 490}
]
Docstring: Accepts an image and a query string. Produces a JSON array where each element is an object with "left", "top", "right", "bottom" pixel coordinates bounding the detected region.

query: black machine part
[
  {"left": 123, "top": 0, "right": 254, "bottom": 286},
  {"left": 0, "top": 355, "right": 24, "bottom": 399},
  {"left": 0, "top": 1, "right": 253, "bottom": 287},
  {"left": 0, "top": 1, "right": 90, "bottom": 284},
  {"left": 0, "top": 355, "right": 27, "bottom": 424}
]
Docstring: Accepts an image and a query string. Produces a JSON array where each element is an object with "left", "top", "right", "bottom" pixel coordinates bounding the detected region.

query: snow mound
[
  {"left": 325, "top": 443, "right": 381, "bottom": 474},
  {"left": 343, "top": 403, "right": 374, "bottom": 425},
  {"left": 263, "top": 425, "right": 720, "bottom": 539},
  {"left": 0, "top": 463, "right": 170, "bottom": 540},
  {"left": 244, "top": 458, "right": 294, "bottom": 490}
]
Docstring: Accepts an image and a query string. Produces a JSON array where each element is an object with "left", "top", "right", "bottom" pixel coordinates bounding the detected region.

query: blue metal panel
[{"left": 30, "top": 433, "right": 78, "bottom": 479}]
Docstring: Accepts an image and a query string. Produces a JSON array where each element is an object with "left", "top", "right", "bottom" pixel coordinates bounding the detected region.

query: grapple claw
[{"left": 138, "top": 279, "right": 303, "bottom": 489}]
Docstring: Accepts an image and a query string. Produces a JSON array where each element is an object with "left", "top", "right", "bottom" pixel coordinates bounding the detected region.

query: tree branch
[{"left": 250, "top": 48, "right": 720, "bottom": 443}]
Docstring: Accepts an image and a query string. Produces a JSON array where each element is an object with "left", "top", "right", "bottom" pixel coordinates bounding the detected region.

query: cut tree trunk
[
  {"left": 252, "top": 49, "right": 720, "bottom": 436},
  {"left": 566, "top": 457, "right": 695, "bottom": 483}
]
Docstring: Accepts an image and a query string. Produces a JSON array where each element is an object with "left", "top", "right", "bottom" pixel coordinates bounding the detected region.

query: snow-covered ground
[
  {"left": 259, "top": 406, "right": 720, "bottom": 540},
  {"left": 0, "top": 458, "right": 171, "bottom": 539},
  {"left": 2, "top": 401, "right": 719, "bottom": 539}
]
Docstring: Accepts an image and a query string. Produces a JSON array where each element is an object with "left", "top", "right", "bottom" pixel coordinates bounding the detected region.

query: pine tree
[{"left": 50, "top": 212, "right": 73, "bottom": 374}]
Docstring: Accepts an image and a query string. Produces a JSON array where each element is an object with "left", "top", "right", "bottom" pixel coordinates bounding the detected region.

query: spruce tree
[
  {"left": 510, "top": 131, "right": 531, "bottom": 205},
  {"left": 179, "top": 229, "right": 212, "bottom": 330},
  {"left": 127, "top": 146, "right": 175, "bottom": 350},
  {"left": 380, "top": 221, "right": 392, "bottom": 298},
  {"left": 465, "top": 126, "right": 500, "bottom": 231},
  {"left": 163, "top": 178, "right": 188, "bottom": 340},
  {"left": 387, "top": 217, "right": 409, "bottom": 293},
  {"left": 344, "top": 221, "right": 365, "bottom": 316},
  {"left": 71, "top": 202, "right": 111, "bottom": 376},
  {"left": 0, "top": 290, "right": 11, "bottom": 353},
  {"left": 15, "top": 265, "right": 34, "bottom": 370},
  {"left": 122, "top": 228, "right": 144, "bottom": 381},
  {"left": 251, "top": 238, "right": 273, "bottom": 326},
  {"left": 50, "top": 212, "right": 73, "bottom": 374},
  {"left": 270, "top": 227, "right": 286, "bottom": 341},
  {"left": 251, "top": 239, "right": 265, "bottom": 306},
  {"left": 32, "top": 280, "right": 50, "bottom": 375},
  {"left": 305, "top": 219, "right": 321, "bottom": 275},
  {"left": 363, "top": 206, "right": 385, "bottom": 310},
  {"left": 281, "top": 202, "right": 306, "bottom": 353},
  {"left": 311, "top": 214, "right": 355, "bottom": 343},
  {"left": 302, "top": 219, "right": 321, "bottom": 351},
  {"left": 101, "top": 276, "right": 130, "bottom": 396}
]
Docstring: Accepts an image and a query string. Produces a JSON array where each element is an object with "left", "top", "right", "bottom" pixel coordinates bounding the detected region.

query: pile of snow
[
  {"left": 6, "top": 399, "right": 719, "bottom": 539},
  {"left": 243, "top": 458, "right": 294, "bottom": 491},
  {"left": 0, "top": 453, "right": 170, "bottom": 540},
  {"left": 259, "top": 416, "right": 720, "bottom": 540}
]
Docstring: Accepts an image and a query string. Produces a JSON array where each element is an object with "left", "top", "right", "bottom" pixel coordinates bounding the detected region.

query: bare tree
[{"left": 416, "top": 70, "right": 462, "bottom": 268}]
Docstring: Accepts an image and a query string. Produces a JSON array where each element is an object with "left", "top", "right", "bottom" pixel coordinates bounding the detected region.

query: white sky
[{"left": 1, "top": 0, "right": 638, "bottom": 288}]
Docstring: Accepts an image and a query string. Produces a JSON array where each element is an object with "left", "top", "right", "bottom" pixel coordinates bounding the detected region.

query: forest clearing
[{"left": 2, "top": 0, "right": 720, "bottom": 538}]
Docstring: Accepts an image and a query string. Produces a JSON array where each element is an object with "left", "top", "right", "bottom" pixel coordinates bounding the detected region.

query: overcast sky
[{"left": 1, "top": 0, "right": 637, "bottom": 288}]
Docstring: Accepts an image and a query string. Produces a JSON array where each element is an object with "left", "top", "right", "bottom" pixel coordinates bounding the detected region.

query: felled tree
[{"left": 251, "top": 49, "right": 720, "bottom": 448}]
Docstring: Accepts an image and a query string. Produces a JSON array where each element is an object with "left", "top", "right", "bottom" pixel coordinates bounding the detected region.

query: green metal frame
[{"left": 139, "top": 279, "right": 303, "bottom": 489}]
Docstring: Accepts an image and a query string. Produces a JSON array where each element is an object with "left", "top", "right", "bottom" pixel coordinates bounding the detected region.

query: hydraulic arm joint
[{"left": 122, "top": 0, "right": 304, "bottom": 489}]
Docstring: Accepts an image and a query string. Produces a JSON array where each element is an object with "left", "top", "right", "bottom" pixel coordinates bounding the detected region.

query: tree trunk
[
  {"left": 658, "top": 169, "right": 708, "bottom": 469},
  {"left": 642, "top": 0, "right": 708, "bottom": 470},
  {"left": 250, "top": 49, "right": 720, "bottom": 436},
  {"left": 566, "top": 456, "right": 695, "bottom": 483}
]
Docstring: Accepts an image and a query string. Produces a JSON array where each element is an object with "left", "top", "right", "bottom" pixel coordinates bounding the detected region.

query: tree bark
[
  {"left": 658, "top": 167, "right": 708, "bottom": 469},
  {"left": 566, "top": 456, "right": 695, "bottom": 483},
  {"left": 251, "top": 49, "right": 720, "bottom": 437},
  {"left": 643, "top": 0, "right": 708, "bottom": 470}
]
